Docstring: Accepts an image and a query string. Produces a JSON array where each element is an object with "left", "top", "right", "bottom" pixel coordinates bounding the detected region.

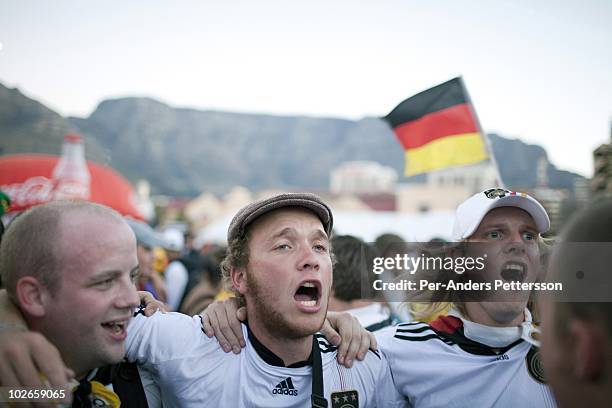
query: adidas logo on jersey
[{"left": 272, "top": 377, "right": 298, "bottom": 396}]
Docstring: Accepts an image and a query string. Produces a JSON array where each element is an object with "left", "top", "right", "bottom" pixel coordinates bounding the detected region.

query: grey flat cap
[{"left": 227, "top": 193, "right": 333, "bottom": 243}]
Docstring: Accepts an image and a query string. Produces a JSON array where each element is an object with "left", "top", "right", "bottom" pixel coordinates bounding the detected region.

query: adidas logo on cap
[{"left": 272, "top": 377, "right": 298, "bottom": 396}]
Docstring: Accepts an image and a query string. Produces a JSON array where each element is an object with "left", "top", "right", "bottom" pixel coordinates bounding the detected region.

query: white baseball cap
[
  {"left": 451, "top": 188, "right": 550, "bottom": 241},
  {"left": 163, "top": 228, "right": 185, "bottom": 252}
]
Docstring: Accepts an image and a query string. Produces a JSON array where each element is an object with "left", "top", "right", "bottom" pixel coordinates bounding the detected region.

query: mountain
[
  {"left": 68, "top": 97, "right": 408, "bottom": 195},
  {"left": 0, "top": 84, "right": 107, "bottom": 162},
  {"left": 0, "top": 83, "right": 585, "bottom": 196},
  {"left": 487, "top": 133, "right": 581, "bottom": 191}
]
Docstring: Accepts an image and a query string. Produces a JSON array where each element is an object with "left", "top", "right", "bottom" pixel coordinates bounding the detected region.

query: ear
[
  {"left": 15, "top": 276, "right": 49, "bottom": 318},
  {"left": 569, "top": 319, "right": 605, "bottom": 381},
  {"left": 231, "top": 266, "right": 248, "bottom": 296}
]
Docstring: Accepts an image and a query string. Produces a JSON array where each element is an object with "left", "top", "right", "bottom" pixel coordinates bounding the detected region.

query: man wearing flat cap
[
  {"left": 0, "top": 194, "right": 385, "bottom": 407},
  {"left": 124, "top": 193, "right": 396, "bottom": 407},
  {"left": 206, "top": 189, "right": 558, "bottom": 407}
]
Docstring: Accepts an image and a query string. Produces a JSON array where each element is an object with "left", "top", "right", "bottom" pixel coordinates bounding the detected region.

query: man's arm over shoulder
[
  {"left": 0, "top": 290, "right": 74, "bottom": 389},
  {"left": 125, "top": 311, "right": 220, "bottom": 366}
]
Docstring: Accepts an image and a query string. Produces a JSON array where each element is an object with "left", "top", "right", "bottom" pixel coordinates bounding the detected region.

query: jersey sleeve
[{"left": 125, "top": 311, "right": 219, "bottom": 368}]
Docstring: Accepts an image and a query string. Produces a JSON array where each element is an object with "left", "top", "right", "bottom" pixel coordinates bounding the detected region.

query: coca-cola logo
[
  {"left": 1, "top": 176, "right": 55, "bottom": 209},
  {"left": 0, "top": 176, "right": 90, "bottom": 211},
  {"left": 55, "top": 182, "right": 90, "bottom": 201}
]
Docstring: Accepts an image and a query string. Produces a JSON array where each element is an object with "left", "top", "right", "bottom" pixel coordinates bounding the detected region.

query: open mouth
[
  {"left": 101, "top": 319, "right": 129, "bottom": 339},
  {"left": 294, "top": 281, "right": 321, "bottom": 308},
  {"left": 500, "top": 261, "right": 527, "bottom": 283}
]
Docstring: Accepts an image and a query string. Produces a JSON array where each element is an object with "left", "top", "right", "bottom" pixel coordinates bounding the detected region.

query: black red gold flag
[{"left": 384, "top": 77, "right": 489, "bottom": 176}]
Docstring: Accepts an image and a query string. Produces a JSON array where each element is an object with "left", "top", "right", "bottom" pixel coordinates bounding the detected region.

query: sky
[{"left": 1, "top": 0, "right": 611, "bottom": 177}]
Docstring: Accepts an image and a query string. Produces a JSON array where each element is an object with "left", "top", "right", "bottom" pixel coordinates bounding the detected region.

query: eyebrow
[
  {"left": 270, "top": 227, "right": 296, "bottom": 240},
  {"left": 311, "top": 229, "right": 329, "bottom": 242},
  {"left": 269, "top": 227, "right": 328, "bottom": 242},
  {"left": 480, "top": 223, "right": 508, "bottom": 229},
  {"left": 87, "top": 265, "right": 140, "bottom": 283},
  {"left": 480, "top": 222, "right": 537, "bottom": 231}
]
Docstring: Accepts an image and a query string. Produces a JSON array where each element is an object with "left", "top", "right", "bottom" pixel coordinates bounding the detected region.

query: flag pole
[{"left": 457, "top": 76, "right": 505, "bottom": 188}]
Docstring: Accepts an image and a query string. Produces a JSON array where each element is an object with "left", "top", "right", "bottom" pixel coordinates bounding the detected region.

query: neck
[
  {"left": 50, "top": 339, "right": 91, "bottom": 380},
  {"left": 247, "top": 318, "right": 312, "bottom": 366},
  {"left": 463, "top": 302, "right": 525, "bottom": 327},
  {"left": 327, "top": 297, "right": 373, "bottom": 312}
]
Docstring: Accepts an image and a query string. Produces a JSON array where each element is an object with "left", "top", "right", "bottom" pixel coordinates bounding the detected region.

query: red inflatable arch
[{"left": 0, "top": 154, "right": 143, "bottom": 219}]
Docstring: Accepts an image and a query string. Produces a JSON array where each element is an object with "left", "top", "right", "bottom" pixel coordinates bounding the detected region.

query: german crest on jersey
[{"left": 331, "top": 390, "right": 358, "bottom": 408}]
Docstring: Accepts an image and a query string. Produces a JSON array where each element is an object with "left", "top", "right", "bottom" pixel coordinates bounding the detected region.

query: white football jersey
[
  {"left": 125, "top": 312, "right": 400, "bottom": 407},
  {"left": 377, "top": 314, "right": 557, "bottom": 408}
]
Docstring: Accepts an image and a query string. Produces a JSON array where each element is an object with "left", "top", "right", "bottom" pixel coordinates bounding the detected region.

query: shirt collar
[
  {"left": 246, "top": 323, "right": 314, "bottom": 368},
  {"left": 448, "top": 307, "right": 540, "bottom": 347}
]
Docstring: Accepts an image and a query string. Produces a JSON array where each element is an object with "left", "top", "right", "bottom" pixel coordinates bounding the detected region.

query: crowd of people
[
  {"left": 114, "top": 217, "right": 233, "bottom": 317},
  {"left": 0, "top": 189, "right": 610, "bottom": 407}
]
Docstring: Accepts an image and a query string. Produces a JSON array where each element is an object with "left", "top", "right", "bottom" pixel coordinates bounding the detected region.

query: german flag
[{"left": 384, "top": 77, "right": 489, "bottom": 176}]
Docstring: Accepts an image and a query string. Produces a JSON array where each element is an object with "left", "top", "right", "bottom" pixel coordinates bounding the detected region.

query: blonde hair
[{"left": 409, "top": 238, "right": 552, "bottom": 323}]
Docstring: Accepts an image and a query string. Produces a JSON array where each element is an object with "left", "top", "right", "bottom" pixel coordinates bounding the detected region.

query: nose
[
  {"left": 505, "top": 242, "right": 526, "bottom": 255},
  {"left": 505, "top": 231, "right": 526, "bottom": 255},
  {"left": 296, "top": 244, "right": 320, "bottom": 272},
  {"left": 114, "top": 278, "right": 141, "bottom": 310}
]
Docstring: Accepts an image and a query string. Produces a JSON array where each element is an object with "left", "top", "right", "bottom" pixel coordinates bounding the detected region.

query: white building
[
  {"left": 425, "top": 162, "right": 499, "bottom": 193},
  {"left": 330, "top": 161, "right": 398, "bottom": 194},
  {"left": 397, "top": 162, "right": 500, "bottom": 214}
]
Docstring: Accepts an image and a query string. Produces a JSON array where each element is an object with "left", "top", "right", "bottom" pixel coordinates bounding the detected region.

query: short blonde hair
[{"left": 409, "top": 238, "right": 552, "bottom": 323}]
